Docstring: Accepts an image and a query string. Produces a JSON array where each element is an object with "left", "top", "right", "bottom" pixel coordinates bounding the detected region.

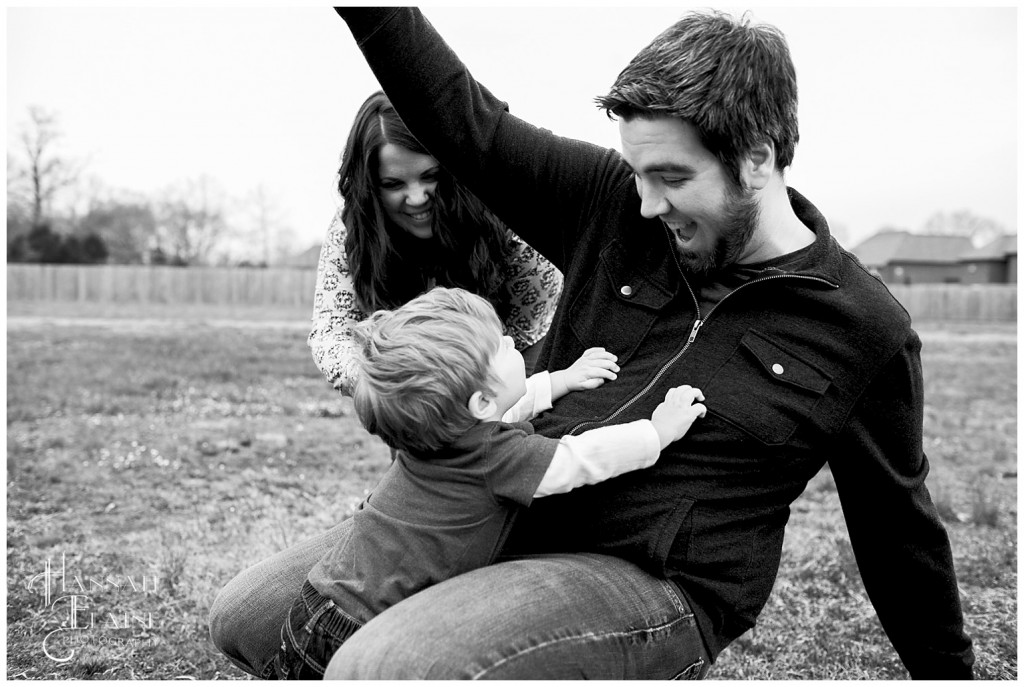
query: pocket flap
[
  {"left": 706, "top": 330, "right": 833, "bottom": 445},
  {"left": 740, "top": 330, "right": 830, "bottom": 394},
  {"left": 600, "top": 241, "right": 673, "bottom": 311}
]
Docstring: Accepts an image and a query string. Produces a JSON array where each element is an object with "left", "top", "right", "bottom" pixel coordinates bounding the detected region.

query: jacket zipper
[{"left": 567, "top": 271, "right": 837, "bottom": 435}]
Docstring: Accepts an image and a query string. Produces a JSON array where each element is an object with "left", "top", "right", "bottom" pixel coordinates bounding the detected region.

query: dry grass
[
  {"left": 5, "top": 312, "right": 1016, "bottom": 680},
  {"left": 6, "top": 312, "right": 388, "bottom": 679}
]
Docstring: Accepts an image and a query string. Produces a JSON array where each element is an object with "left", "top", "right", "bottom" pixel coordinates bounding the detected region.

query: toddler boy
[{"left": 272, "top": 287, "right": 705, "bottom": 678}]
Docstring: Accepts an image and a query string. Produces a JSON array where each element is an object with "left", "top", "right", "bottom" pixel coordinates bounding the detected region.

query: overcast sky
[{"left": 6, "top": 4, "right": 1019, "bottom": 255}]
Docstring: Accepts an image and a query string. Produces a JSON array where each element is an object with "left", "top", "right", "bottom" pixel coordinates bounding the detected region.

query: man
[{"left": 212, "top": 7, "right": 974, "bottom": 678}]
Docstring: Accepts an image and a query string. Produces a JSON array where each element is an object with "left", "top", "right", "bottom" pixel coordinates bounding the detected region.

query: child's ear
[{"left": 467, "top": 390, "right": 497, "bottom": 421}]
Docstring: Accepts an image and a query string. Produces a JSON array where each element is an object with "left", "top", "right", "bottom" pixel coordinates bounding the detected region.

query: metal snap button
[
  {"left": 620, "top": 285, "right": 633, "bottom": 297},
  {"left": 772, "top": 363, "right": 784, "bottom": 375}
]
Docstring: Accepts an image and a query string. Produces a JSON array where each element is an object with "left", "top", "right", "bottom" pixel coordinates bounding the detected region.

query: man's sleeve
[
  {"left": 828, "top": 331, "right": 974, "bottom": 678},
  {"left": 335, "top": 7, "right": 629, "bottom": 270}
]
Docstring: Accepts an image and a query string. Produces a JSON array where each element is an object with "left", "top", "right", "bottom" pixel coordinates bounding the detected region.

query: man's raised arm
[
  {"left": 336, "top": 8, "right": 506, "bottom": 188},
  {"left": 334, "top": 7, "right": 628, "bottom": 270}
]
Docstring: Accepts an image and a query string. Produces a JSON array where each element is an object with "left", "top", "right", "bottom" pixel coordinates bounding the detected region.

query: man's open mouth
[{"left": 666, "top": 221, "right": 697, "bottom": 243}]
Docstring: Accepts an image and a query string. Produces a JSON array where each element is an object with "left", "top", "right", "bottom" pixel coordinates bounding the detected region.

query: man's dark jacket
[{"left": 339, "top": 7, "right": 974, "bottom": 678}]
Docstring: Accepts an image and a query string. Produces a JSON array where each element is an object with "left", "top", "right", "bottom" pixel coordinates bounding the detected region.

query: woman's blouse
[{"left": 309, "top": 208, "right": 563, "bottom": 395}]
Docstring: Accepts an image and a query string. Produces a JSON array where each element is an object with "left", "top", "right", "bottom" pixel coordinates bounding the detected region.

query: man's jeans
[{"left": 209, "top": 521, "right": 710, "bottom": 679}]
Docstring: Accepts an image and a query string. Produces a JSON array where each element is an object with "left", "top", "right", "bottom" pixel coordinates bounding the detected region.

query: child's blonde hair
[{"left": 352, "top": 287, "right": 505, "bottom": 454}]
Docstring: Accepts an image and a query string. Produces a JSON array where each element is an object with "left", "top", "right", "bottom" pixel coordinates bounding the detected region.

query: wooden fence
[
  {"left": 887, "top": 283, "right": 1016, "bottom": 322},
  {"left": 5, "top": 264, "right": 1018, "bottom": 322},
  {"left": 6, "top": 264, "right": 317, "bottom": 307}
]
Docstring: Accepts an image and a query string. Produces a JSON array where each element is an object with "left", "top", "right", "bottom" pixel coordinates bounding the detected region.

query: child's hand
[
  {"left": 561, "top": 347, "right": 620, "bottom": 391},
  {"left": 548, "top": 348, "right": 619, "bottom": 401},
  {"left": 651, "top": 385, "right": 707, "bottom": 450}
]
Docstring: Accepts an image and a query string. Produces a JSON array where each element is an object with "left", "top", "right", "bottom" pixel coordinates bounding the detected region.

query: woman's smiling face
[{"left": 377, "top": 143, "right": 440, "bottom": 239}]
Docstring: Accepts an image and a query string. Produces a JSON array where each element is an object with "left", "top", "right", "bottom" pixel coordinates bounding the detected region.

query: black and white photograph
[{"left": 6, "top": 4, "right": 1017, "bottom": 680}]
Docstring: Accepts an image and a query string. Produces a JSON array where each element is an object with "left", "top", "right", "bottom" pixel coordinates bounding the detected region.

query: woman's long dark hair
[{"left": 338, "top": 91, "right": 511, "bottom": 318}]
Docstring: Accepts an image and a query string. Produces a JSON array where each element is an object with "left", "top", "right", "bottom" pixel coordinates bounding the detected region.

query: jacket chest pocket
[
  {"left": 706, "top": 329, "right": 831, "bottom": 446},
  {"left": 568, "top": 241, "right": 673, "bottom": 366}
]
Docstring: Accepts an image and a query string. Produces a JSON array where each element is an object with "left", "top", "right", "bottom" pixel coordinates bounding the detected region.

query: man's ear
[
  {"left": 740, "top": 142, "right": 774, "bottom": 191},
  {"left": 467, "top": 390, "right": 497, "bottom": 421}
]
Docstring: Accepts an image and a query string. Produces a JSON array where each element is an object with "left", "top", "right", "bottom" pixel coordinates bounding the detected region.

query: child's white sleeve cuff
[
  {"left": 534, "top": 419, "right": 661, "bottom": 497},
  {"left": 502, "top": 370, "right": 553, "bottom": 424}
]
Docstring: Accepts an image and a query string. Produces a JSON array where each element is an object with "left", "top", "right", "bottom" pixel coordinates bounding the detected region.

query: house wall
[
  {"left": 879, "top": 262, "right": 964, "bottom": 285},
  {"left": 960, "top": 261, "right": 1008, "bottom": 285}
]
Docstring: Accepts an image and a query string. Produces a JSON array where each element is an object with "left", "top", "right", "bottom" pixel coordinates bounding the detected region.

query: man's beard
[{"left": 675, "top": 185, "right": 760, "bottom": 279}]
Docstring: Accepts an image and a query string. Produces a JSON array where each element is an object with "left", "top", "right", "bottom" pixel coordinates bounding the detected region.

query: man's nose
[{"left": 637, "top": 179, "right": 668, "bottom": 218}]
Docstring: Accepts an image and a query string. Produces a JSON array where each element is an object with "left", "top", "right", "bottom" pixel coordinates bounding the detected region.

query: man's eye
[{"left": 663, "top": 177, "right": 688, "bottom": 187}]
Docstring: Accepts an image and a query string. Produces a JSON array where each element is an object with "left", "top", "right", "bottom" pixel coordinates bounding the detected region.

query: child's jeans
[{"left": 267, "top": 580, "right": 363, "bottom": 679}]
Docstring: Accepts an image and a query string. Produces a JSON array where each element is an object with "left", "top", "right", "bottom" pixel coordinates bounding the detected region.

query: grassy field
[{"left": 5, "top": 305, "right": 1016, "bottom": 680}]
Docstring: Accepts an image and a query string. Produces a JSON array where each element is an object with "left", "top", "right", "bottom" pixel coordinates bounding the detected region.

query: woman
[
  {"left": 309, "top": 91, "right": 562, "bottom": 394},
  {"left": 209, "top": 93, "right": 562, "bottom": 677}
]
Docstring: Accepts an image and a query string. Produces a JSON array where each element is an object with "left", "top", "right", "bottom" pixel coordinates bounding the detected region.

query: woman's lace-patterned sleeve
[
  {"left": 501, "top": 231, "right": 564, "bottom": 350},
  {"left": 308, "top": 209, "right": 366, "bottom": 396}
]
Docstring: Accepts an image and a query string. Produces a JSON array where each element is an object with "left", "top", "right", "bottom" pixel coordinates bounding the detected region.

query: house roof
[
  {"left": 850, "top": 231, "right": 975, "bottom": 266},
  {"left": 958, "top": 234, "right": 1017, "bottom": 261}
]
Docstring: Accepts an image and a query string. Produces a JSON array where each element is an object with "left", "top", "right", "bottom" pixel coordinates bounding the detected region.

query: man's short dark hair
[{"left": 596, "top": 10, "right": 799, "bottom": 185}]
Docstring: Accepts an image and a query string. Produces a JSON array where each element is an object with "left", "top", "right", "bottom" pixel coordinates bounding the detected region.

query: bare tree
[
  {"left": 243, "top": 183, "right": 297, "bottom": 266},
  {"left": 7, "top": 153, "right": 24, "bottom": 205},
  {"left": 79, "top": 195, "right": 157, "bottom": 264},
  {"left": 155, "top": 175, "right": 229, "bottom": 265},
  {"left": 64, "top": 172, "right": 109, "bottom": 225},
  {"left": 13, "top": 106, "right": 80, "bottom": 227},
  {"left": 923, "top": 210, "right": 1007, "bottom": 247},
  {"left": 7, "top": 153, "right": 32, "bottom": 239}
]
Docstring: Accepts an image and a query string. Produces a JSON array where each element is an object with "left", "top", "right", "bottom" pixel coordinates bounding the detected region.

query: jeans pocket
[
  {"left": 670, "top": 656, "right": 707, "bottom": 680},
  {"left": 268, "top": 596, "right": 309, "bottom": 679},
  {"left": 272, "top": 591, "right": 346, "bottom": 680}
]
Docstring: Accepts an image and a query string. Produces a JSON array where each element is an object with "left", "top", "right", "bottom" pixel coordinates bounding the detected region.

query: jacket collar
[
  {"left": 627, "top": 185, "right": 844, "bottom": 292},
  {"left": 787, "top": 187, "right": 844, "bottom": 287}
]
